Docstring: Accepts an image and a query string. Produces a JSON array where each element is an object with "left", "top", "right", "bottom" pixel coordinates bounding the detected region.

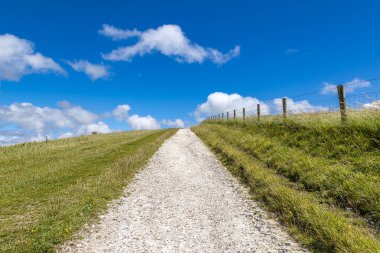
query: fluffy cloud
[
  {"left": 0, "top": 34, "right": 65, "bottom": 81},
  {"left": 111, "top": 104, "right": 185, "bottom": 129},
  {"left": 193, "top": 92, "right": 269, "bottom": 122},
  {"left": 99, "top": 24, "right": 240, "bottom": 65},
  {"left": 67, "top": 60, "right": 110, "bottom": 81},
  {"left": 362, "top": 101, "right": 380, "bottom": 110},
  {"left": 0, "top": 102, "right": 112, "bottom": 145},
  {"left": 272, "top": 98, "right": 327, "bottom": 114},
  {"left": 0, "top": 130, "right": 38, "bottom": 146},
  {"left": 161, "top": 119, "right": 185, "bottom": 128},
  {"left": 0, "top": 102, "right": 72, "bottom": 133},
  {"left": 112, "top": 104, "right": 131, "bottom": 121},
  {"left": 321, "top": 78, "right": 370, "bottom": 94},
  {"left": 127, "top": 115, "right": 161, "bottom": 130},
  {"left": 60, "top": 102, "right": 98, "bottom": 125},
  {"left": 77, "top": 121, "right": 112, "bottom": 135}
]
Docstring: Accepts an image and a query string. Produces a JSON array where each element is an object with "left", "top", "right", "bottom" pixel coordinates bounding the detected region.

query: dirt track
[{"left": 62, "top": 129, "right": 306, "bottom": 252}]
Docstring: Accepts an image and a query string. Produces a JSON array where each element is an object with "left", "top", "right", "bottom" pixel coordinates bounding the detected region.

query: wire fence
[{"left": 207, "top": 79, "right": 380, "bottom": 123}]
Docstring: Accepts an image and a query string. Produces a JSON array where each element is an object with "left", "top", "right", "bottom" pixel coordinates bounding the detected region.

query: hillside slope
[
  {"left": 0, "top": 129, "right": 176, "bottom": 252},
  {"left": 192, "top": 115, "right": 380, "bottom": 252}
]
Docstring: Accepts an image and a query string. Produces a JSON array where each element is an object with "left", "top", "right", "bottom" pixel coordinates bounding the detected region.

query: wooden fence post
[
  {"left": 233, "top": 110, "right": 236, "bottom": 119},
  {"left": 243, "top": 108, "right": 246, "bottom": 121},
  {"left": 222, "top": 112, "right": 224, "bottom": 119},
  {"left": 257, "top": 104, "right": 261, "bottom": 121},
  {"left": 337, "top": 85, "right": 347, "bottom": 123},
  {"left": 227, "top": 111, "right": 229, "bottom": 120},
  {"left": 282, "top": 97, "right": 287, "bottom": 118}
]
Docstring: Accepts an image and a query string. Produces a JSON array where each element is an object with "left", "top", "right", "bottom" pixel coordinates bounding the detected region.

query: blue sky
[{"left": 1, "top": 0, "right": 380, "bottom": 144}]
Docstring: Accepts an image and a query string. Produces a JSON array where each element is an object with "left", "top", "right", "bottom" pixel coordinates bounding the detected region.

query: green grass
[
  {"left": 0, "top": 129, "right": 177, "bottom": 252},
  {"left": 192, "top": 111, "right": 380, "bottom": 252}
]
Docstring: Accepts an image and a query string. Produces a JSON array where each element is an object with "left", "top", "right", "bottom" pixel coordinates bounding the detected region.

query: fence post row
[
  {"left": 209, "top": 85, "right": 349, "bottom": 123},
  {"left": 257, "top": 104, "right": 261, "bottom": 121},
  {"left": 337, "top": 85, "right": 347, "bottom": 123},
  {"left": 282, "top": 97, "right": 287, "bottom": 119}
]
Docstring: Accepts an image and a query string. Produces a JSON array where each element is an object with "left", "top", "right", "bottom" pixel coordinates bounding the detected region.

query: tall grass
[
  {"left": 0, "top": 129, "right": 177, "bottom": 252},
  {"left": 192, "top": 111, "right": 380, "bottom": 252}
]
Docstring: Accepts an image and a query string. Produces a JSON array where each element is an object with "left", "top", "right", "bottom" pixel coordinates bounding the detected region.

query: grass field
[
  {"left": 192, "top": 111, "right": 380, "bottom": 252},
  {"left": 0, "top": 129, "right": 177, "bottom": 252}
]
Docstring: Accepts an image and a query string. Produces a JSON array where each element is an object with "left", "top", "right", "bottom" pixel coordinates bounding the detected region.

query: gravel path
[{"left": 62, "top": 129, "right": 306, "bottom": 253}]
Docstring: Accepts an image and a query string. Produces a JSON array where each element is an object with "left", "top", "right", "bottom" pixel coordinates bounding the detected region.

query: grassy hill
[
  {"left": 0, "top": 129, "right": 177, "bottom": 252},
  {"left": 192, "top": 111, "right": 380, "bottom": 252}
]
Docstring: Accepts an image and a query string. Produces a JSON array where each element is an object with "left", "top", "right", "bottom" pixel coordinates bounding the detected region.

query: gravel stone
[{"left": 61, "top": 129, "right": 307, "bottom": 253}]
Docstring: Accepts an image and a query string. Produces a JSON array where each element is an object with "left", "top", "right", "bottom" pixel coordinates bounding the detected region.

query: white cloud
[
  {"left": 362, "top": 100, "right": 380, "bottom": 110},
  {"left": 161, "top": 119, "right": 185, "bottom": 128},
  {"left": 111, "top": 104, "right": 184, "bottom": 129},
  {"left": 0, "top": 102, "right": 72, "bottom": 133},
  {"left": 112, "top": 104, "right": 131, "bottom": 121},
  {"left": 193, "top": 92, "right": 269, "bottom": 122},
  {"left": 0, "top": 130, "right": 37, "bottom": 146},
  {"left": 67, "top": 60, "right": 110, "bottom": 81},
  {"left": 31, "top": 135, "right": 47, "bottom": 141},
  {"left": 0, "top": 102, "right": 113, "bottom": 145},
  {"left": 321, "top": 78, "right": 370, "bottom": 94},
  {"left": 100, "top": 24, "right": 240, "bottom": 65},
  {"left": 272, "top": 97, "right": 328, "bottom": 114},
  {"left": 61, "top": 105, "right": 98, "bottom": 125},
  {"left": 58, "top": 132, "right": 74, "bottom": 139},
  {"left": 321, "top": 83, "right": 337, "bottom": 94},
  {"left": 77, "top": 121, "right": 112, "bottom": 135},
  {"left": 98, "top": 24, "right": 141, "bottom": 40},
  {"left": 127, "top": 115, "right": 161, "bottom": 130},
  {"left": 0, "top": 34, "right": 65, "bottom": 81},
  {"left": 286, "top": 48, "right": 298, "bottom": 55}
]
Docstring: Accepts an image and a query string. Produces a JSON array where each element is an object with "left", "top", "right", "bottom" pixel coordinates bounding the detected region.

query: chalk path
[{"left": 62, "top": 129, "right": 306, "bottom": 253}]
